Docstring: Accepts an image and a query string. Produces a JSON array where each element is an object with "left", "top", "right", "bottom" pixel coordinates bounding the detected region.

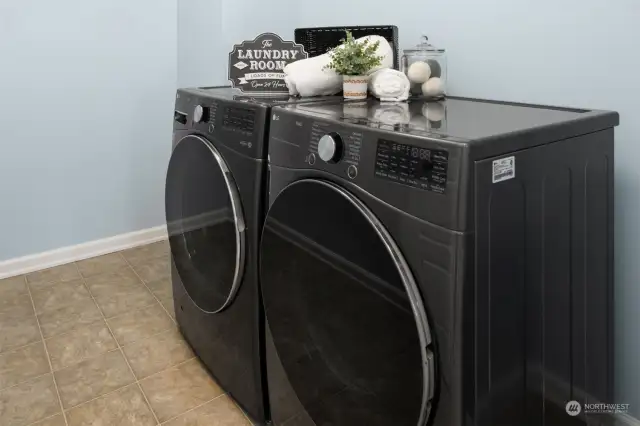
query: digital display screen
[{"left": 374, "top": 139, "right": 448, "bottom": 193}]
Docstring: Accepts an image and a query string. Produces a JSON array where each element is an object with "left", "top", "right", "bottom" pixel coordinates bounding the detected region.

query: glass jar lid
[{"left": 404, "top": 36, "right": 445, "bottom": 53}]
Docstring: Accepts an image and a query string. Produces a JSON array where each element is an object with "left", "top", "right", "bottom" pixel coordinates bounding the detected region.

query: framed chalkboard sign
[{"left": 228, "top": 33, "right": 307, "bottom": 94}]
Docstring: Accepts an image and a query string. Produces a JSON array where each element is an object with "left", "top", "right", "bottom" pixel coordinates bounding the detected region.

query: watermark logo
[
  {"left": 566, "top": 401, "right": 582, "bottom": 416},
  {"left": 566, "top": 400, "right": 630, "bottom": 416}
]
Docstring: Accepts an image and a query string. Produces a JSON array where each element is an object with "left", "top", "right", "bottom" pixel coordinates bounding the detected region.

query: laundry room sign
[{"left": 228, "top": 33, "right": 307, "bottom": 94}]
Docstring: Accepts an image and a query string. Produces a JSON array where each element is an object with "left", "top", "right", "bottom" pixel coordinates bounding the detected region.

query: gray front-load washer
[{"left": 259, "top": 97, "right": 618, "bottom": 425}]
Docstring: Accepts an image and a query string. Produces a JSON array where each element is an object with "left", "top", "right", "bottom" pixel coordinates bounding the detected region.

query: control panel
[
  {"left": 306, "top": 121, "right": 364, "bottom": 179},
  {"left": 223, "top": 106, "right": 256, "bottom": 134},
  {"left": 267, "top": 106, "right": 460, "bottom": 229},
  {"left": 374, "top": 139, "right": 449, "bottom": 194},
  {"left": 174, "top": 89, "right": 267, "bottom": 159},
  {"left": 191, "top": 103, "right": 219, "bottom": 125}
]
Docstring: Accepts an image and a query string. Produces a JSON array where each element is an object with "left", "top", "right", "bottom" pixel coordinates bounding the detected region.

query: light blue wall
[
  {"left": 178, "top": 0, "right": 224, "bottom": 86},
  {"left": 177, "top": 0, "right": 640, "bottom": 416},
  {"left": 177, "top": 0, "right": 301, "bottom": 88},
  {"left": 0, "top": 0, "right": 177, "bottom": 261}
]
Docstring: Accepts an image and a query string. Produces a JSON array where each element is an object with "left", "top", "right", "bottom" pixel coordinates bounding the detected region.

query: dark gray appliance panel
[
  {"left": 268, "top": 111, "right": 468, "bottom": 231},
  {"left": 168, "top": 129, "right": 268, "bottom": 424},
  {"left": 166, "top": 134, "right": 245, "bottom": 314},
  {"left": 175, "top": 89, "right": 270, "bottom": 159},
  {"left": 473, "top": 129, "right": 614, "bottom": 426},
  {"left": 260, "top": 179, "right": 434, "bottom": 426}
]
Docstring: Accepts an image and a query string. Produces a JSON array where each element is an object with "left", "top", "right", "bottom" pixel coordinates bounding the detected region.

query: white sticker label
[{"left": 492, "top": 156, "right": 515, "bottom": 183}]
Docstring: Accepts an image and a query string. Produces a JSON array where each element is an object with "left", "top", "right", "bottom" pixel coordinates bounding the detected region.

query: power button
[
  {"left": 347, "top": 165, "right": 358, "bottom": 179},
  {"left": 308, "top": 153, "right": 316, "bottom": 165}
]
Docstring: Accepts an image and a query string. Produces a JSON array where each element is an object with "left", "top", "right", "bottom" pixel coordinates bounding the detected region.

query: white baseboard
[{"left": 0, "top": 225, "right": 168, "bottom": 280}]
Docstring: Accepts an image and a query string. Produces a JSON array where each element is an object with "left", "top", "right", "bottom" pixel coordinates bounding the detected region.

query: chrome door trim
[
  {"left": 173, "top": 134, "right": 246, "bottom": 314},
  {"left": 268, "top": 178, "right": 434, "bottom": 425}
]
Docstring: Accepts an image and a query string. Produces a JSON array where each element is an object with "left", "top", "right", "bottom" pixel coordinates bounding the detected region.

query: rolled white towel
[
  {"left": 359, "top": 35, "right": 394, "bottom": 74},
  {"left": 371, "top": 102, "right": 411, "bottom": 125},
  {"left": 283, "top": 35, "right": 393, "bottom": 97},
  {"left": 283, "top": 54, "right": 341, "bottom": 97},
  {"left": 369, "top": 69, "right": 410, "bottom": 102}
]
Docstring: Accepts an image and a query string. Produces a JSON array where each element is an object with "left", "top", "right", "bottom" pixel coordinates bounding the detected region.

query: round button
[
  {"left": 347, "top": 165, "right": 358, "bottom": 179},
  {"left": 208, "top": 124, "right": 215, "bottom": 133},
  {"left": 193, "top": 105, "right": 207, "bottom": 123},
  {"left": 308, "top": 153, "right": 316, "bottom": 165},
  {"left": 318, "top": 133, "right": 343, "bottom": 163}
]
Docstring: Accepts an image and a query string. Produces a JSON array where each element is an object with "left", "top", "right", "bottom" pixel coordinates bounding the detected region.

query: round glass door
[
  {"left": 165, "top": 135, "right": 245, "bottom": 313},
  {"left": 260, "top": 179, "right": 434, "bottom": 426}
]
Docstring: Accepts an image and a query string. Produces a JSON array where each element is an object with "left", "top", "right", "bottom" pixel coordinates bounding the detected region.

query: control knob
[
  {"left": 317, "top": 133, "right": 343, "bottom": 163},
  {"left": 193, "top": 105, "right": 208, "bottom": 123}
]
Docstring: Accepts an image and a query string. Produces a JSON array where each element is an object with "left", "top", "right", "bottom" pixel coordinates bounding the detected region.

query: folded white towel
[
  {"left": 371, "top": 102, "right": 411, "bottom": 125},
  {"left": 283, "top": 35, "right": 393, "bottom": 97},
  {"left": 369, "top": 69, "right": 410, "bottom": 102}
]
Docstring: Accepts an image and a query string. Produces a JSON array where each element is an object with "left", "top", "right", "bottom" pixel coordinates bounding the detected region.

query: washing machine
[
  {"left": 166, "top": 86, "right": 343, "bottom": 424},
  {"left": 259, "top": 98, "right": 618, "bottom": 425}
]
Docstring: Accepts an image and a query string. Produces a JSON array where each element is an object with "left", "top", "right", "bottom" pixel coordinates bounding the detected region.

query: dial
[
  {"left": 193, "top": 105, "right": 208, "bottom": 123},
  {"left": 317, "top": 133, "right": 343, "bottom": 163}
]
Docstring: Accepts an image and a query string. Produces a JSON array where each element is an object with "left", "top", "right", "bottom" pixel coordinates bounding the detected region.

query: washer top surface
[
  {"left": 275, "top": 96, "right": 618, "bottom": 158},
  {"left": 181, "top": 86, "right": 342, "bottom": 106}
]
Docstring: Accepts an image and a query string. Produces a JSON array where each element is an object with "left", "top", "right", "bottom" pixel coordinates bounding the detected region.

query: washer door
[
  {"left": 165, "top": 135, "right": 246, "bottom": 314},
  {"left": 260, "top": 179, "right": 434, "bottom": 426}
]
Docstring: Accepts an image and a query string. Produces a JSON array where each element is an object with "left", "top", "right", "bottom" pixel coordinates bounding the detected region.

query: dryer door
[
  {"left": 165, "top": 135, "right": 245, "bottom": 313},
  {"left": 260, "top": 179, "right": 434, "bottom": 426}
]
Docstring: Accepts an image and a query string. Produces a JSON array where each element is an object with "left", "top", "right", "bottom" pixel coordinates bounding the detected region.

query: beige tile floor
[{"left": 0, "top": 241, "right": 252, "bottom": 426}]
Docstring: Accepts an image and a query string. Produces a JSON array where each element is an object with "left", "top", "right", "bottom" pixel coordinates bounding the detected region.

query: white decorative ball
[
  {"left": 422, "top": 102, "right": 446, "bottom": 122},
  {"left": 422, "top": 77, "right": 445, "bottom": 98},
  {"left": 407, "top": 61, "right": 431, "bottom": 84}
]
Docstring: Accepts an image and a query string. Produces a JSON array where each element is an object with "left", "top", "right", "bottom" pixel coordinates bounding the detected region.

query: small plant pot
[{"left": 343, "top": 75, "right": 369, "bottom": 100}]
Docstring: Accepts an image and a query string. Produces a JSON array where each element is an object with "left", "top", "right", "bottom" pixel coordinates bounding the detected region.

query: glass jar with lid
[{"left": 401, "top": 36, "right": 447, "bottom": 98}]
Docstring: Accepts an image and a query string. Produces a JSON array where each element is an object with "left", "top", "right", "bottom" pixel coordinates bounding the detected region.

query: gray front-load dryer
[
  {"left": 167, "top": 86, "right": 343, "bottom": 425},
  {"left": 259, "top": 98, "right": 618, "bottom": 425}
]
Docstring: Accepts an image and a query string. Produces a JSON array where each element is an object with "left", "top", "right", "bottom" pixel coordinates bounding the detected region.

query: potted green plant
[{"left": 324, "top": 30, "right": 384, "bottom": 99}]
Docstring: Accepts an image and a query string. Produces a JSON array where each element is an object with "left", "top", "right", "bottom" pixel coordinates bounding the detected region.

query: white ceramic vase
[{"left": 343, "top": 75, "right": 369, "bottom": 100}]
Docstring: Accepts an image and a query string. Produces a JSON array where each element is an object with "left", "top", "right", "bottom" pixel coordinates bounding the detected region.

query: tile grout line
[
  {"left": 157, "top": 392, "right": 227, "bottom": 425},
  {"left": 0, "top": 370, "right": 52, "bottom": 394},
  {"left": 9, "top": 246, "right": 247, "bottom": 425},
  {"left": 23, "top": 411, "right": 64, "bottom": 426},
  {"left": 118, "top": 251, "right": 177, "bottom": 325},
  {"left": 60, "top": 382, "right": 137, "bottom": 411},
  {"left": 140, "top": 355, "right": 198, "bottom": 380},
  {"left": 1, "top": 341, "right": 191, "bottom": 396},
  {"left": 61, "top": 382, "right": 138, "bottom": 413},
  {"left": 40, "top": 317, "right": 105, "bottom": 343},
  {"left": 58, "top": 356, "right": 196, "bottom": 414},
  {"left": 72, "top": 262, "right": 162, "bottom": 426},
  {"left": 120, "top": 244, "right": 253, "bottom": 425},
  {"left": 0, "top": 337, "right": 45, "bottom": 359},
  {"left": 97, "top": 299, "right": 159, "bottom": 323},
  {"left": 79, "top": 266, "right": 158, "bottom": 322},
  {"left": 23, "top": 275, "right": 70, "bottom": 426},
  {"left": 50, "top": 347, "right": 120, "bottom": 374}
]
